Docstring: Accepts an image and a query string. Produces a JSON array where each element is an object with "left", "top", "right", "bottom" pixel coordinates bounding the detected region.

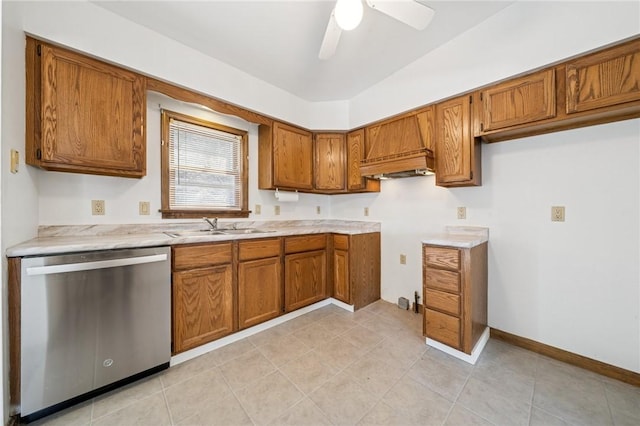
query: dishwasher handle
[{"left": 26, "top": 254, "right": 168, "bottom": 276}]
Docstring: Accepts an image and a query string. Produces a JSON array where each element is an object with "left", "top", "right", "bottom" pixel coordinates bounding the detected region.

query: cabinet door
[
  {"left": 285, "top": 250, "right": 327, "bottom": 312},
  {"left": 479, "top": 69, "right": 556, "bottom": 132},
  {"left": 346, "top": 129, "right": 379, "bottom": 193},
  {"left": 566, "top": 40, "right": 640, "bottom": 114},
  {"left": 435, "top": 95, "right": 480, "bottom": 187},
  {"left": 315, "top": 133, "right": 346, "bottom": 191},
  {"left": 272, "top": 122, "right": 314, "bottom": 189},
  {"left": 30, "top": 39, "right": 146, "bottom": 177},
  {"left": 333, "top": 248, "right": 350, "bottom": 304},
  {"left": 238, "top": 257, "right": 282, "bottom": 329},
  {"left": 173, "top": 265, "right": 233, "bottom": 353}
]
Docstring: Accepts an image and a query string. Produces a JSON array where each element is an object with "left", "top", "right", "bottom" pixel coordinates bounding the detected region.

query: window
[{"left": 160, "top": 110, "right": 249, "bottom": 218}]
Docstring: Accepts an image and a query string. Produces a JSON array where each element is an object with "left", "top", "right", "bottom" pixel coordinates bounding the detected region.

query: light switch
[{"left": 10, "top": 149, "right": 19, "bottom": 174}]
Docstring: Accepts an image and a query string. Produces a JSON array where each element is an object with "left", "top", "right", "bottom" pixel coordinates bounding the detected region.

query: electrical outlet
[
  {"left": 92, "top": 200, "right": 105, "bottom": 215},
  {"left": 551, "top": 206, "right": 565, "bottom": 222},
  {"left": 457, "top": 206, "right": 467, "bottom": 219},
  {"left": 316, "top": 206, "right": 321, "bottom": 214},
  {"left": 139, "top": 201, "right": 150, "bottom": 215},
  {"left": 364, "top": 207, "right": 369, "bottom": 217},
  {"left": 400, "top": 254, "right": 407, "bottom": 265},
  {"left": 274, "top": 205, "right": 280, "bottom": 215},
  {"left": 255, "top": 204, "right": 261, "bottom": 215}
]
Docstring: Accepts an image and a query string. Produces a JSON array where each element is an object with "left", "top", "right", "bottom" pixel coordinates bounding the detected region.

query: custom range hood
[{"left": 360, "top": 108, "right": 435, "bottom": 179}]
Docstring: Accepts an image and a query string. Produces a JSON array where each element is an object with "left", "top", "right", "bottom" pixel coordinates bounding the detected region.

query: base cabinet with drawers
[
  {"left": 422, "top": 242, "right": 488, "bottom": 354},
  {"left": 237, "top": 238, "right": 283, "bottom": 329},
  {"left": 172, "top": 242, "right": 235, "bottom": 353},
  {"left": 284, "top": 235, "right": 328, "bottom": 312}
]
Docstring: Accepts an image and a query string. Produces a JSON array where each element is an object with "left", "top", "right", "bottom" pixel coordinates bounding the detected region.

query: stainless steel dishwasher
[{"left": 20, "top": 246, "right": 171, "bottom": 422}]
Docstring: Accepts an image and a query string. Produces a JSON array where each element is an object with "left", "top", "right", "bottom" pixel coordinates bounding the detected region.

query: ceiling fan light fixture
[{"left": 334, "top": 0, "right": 363, "bottom": 31}]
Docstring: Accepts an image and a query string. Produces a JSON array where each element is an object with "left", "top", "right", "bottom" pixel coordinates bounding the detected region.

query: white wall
[{"left": 334, "top": 1, "right": 640, "bottom": 372}]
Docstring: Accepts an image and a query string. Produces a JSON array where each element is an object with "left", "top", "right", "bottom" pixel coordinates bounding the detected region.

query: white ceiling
[{"left": 92, "top": 0, "right": 515, "bottom": 102}]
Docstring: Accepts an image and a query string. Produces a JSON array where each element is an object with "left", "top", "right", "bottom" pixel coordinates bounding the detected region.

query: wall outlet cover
[
  {"left": 274, "top": 205, "right": 281, "bottom": 215},
  {"left": 92, "top": 200, "right": 105, "bottom": 215},
  {"left": 255, "top": 204, "right": 261, "bottom": 215},
  {"left": 457, "top": 206, "right": 467, "bottom": 220},
  {"left": 364, "top": 207, "right": 369, "bottom": 216},
  {"left": 551, "top": 206, "right": 565, "bottom": 222},
  {"left": 139, "top": 201, "right": 150, "bottom": 215}
]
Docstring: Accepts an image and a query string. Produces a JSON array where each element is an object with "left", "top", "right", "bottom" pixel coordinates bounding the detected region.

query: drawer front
[
  {"left": 333, "top": 234, "right": 349, "bottom": 251},
  {"left": 423, "top": 246, "right": 460, "bottom": 270},
  {"left": 424, "top": 268, "right": 460, "bottom": 293},
  {"left": 425, "top": 309, "right": 460, "bottom": 349},
  {"left": 285, "top": 234, "right": 327, "bottom": 254},
  {"left": 173, "top": 243, "right": 233, "bottom": 271},
  {"left": 238, "top": 238, "right": 281, "bottom": 261},
  {"left": 425, "top": 288, "right": 460, "bottom": 316}
]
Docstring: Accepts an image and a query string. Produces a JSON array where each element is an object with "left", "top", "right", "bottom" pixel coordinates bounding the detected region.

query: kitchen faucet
[{"left": 203, "top": 217, "right": 218, "bottom": 230}]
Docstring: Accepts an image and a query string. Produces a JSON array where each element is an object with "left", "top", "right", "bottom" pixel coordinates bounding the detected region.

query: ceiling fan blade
[
  {"left": 365, "top": 0, "right": 435, "bottom": 30},
  {"left": 319, "top": 11, "right": 342, "bottom": 60}
]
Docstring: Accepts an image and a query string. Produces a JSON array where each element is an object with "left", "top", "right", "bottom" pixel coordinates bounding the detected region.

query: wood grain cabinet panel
[
  {"left": 479, "top": 69, "right": 556, "bottom": 132},
  {"left": 238, "top": 257, "right": 282, "bottom": 329},
  {"left": 258, "top": 121, "right": 313, "bottom": 190},
  {"left": 423, "top": 243, "right": 487, "bottom": 354},
  {"left": 25, "top": 37, "right": 146, "bottom": 178},
  {"left": 314, "top": 133, "right": 345, "bottom": 191},
  {"left": 435, "top": 95, "right": 481, "bottom": 187},
  {"left": 173, "top": 265, "right": 233, "bottom": 353},
  {"left": 566, "top": 40, "right": 640, "bottom": 114},
  {"left": 346, "top": 129, "right": 380, "bottom": 193},
  {"left": 171, "top": 243, "right": 235, "bottom": 354},
  {"left": 331, "top": 233, "right": 380, "bottom": 309},
  {"left": 284, "top": 250, "right": 327, "bottom": 312}
]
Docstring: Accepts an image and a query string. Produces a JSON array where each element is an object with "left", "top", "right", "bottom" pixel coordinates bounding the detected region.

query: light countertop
[
  {"left": 422, "top": 226, "right": 489, "bottom": 248},
  {"left": 6, "top": 220, "right": 381, "bottom": 257}
]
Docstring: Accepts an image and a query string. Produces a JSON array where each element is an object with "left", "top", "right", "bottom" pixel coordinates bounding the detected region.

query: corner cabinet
[
  {"left": 237, "top": 238, "right": 283, "bottom": 329},
  {"left": 25, "top": 37, "right": 146, "bottom": 178},
  {"left": 331, "top": 233, "right": 381, "bottom": 309},
  {"left": 172, "top": 243, "right": 234, "bottom": 354},
  {"left": 435, "top": 95, "right": 481, "bottom": 187},
  {"left": 259, "top": 121, "right": 314, "bottom": 190},
  {"left": 423, "top": 243, "right": 487, "bottom": 355},
  {"left": 314, "top": 133, "right": 346, "bottom": 192},
  {"left": 284, "top": 235, "right": 327, "bottom": 311}
]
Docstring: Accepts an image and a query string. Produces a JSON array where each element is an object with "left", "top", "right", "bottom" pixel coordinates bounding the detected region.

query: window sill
[{"left": 160, "top": 209, "right": 251, "bottom": 219}]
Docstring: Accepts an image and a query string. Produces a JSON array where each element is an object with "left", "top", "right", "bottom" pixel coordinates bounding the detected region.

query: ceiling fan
[{"left": 319, "top": 0, "right": 435, "bottom": 60}]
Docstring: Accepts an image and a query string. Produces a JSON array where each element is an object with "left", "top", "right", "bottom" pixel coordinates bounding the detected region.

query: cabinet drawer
[
  {"left": 285, "top": 234, "right": 326, "bottom": 254},
  {"left": 425, "top": 309, "right": 460, "bottom": 349},
  {"left": 424, "top": 268, "right": 460, "bottom": 293},
  {"left": 173, "top": 243, "right": 232, "bottom": 271},
  {"left": 423, "top": 246, "right": 460, "bottom": 270},
  {"left": 238, "top": 238, "right": 281, "bottom": 261},
  {"left": 424, "top": 288, "right": 460, "bottom": 316},
  {"left": 333, "top": 234, "right": 349, "bottom": 250}
]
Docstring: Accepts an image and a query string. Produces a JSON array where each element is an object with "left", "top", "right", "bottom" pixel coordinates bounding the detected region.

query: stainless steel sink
[
  {"left": 164, "top": 230, "right": 226, "bottom": 238},
  {"left": 220, "top": 229, "right": 275, "bottom": 235},
  {"left": 164, "top": 228, "right": 274, "bottom": 238}
]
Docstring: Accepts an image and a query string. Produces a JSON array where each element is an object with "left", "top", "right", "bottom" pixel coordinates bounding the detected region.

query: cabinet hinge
[
  {"left": 470, "top": 171, "right": 474, "bottom": 180},
  {"left": 480, "top": 123, "right": 484, "bottom": 132},
  {"left": 480, "top": 93, "right": 483, "bottom": 101},
  {"left": 36, "top": 44, "right": 42, "bottom": 56},
  {"left": 36, "top": 149, "right": 42, "bottom": 160},
  {"left": 469, "top": 95, "right": 473, "bottom": 104}
]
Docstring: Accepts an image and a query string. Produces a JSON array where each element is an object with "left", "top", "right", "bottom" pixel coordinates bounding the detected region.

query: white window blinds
[{"left": 168, "top": 118, "right": 243, "bottom": 210}]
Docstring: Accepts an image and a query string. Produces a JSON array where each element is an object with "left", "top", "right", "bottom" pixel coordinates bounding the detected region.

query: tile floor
[{"left": 30, "top": 300, "right": 640, "bottom": 426}]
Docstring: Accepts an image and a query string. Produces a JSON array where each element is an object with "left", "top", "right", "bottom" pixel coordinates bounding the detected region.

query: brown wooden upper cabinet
[
  {"left": 25, "top": 37, "right": 146, "bottom": 178},
  {"left": 259, "top": 121, "right": 314, "bottom": 190},
  {"left": 478, "top": 69, "right": 556, "bottom": 133},
  {"left": 435, "top": 95, "right": 481, "bottom": 187},
  {"left": 346, "top": 129, "right": 380, "bottom": 192},
  {"left": 314, "top": 133, "right": 346, "bottom": 191},
  {"left": 566, "top": 40, "right": 640, "bottom": 114}
]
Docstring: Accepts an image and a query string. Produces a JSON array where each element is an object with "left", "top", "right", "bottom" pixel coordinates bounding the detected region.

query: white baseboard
[
  {"left": 426, "top": 327, "right": 490, "bottom": 365},
  {"left": 171, "top": 298, "right": 353, "bottom": 366}
]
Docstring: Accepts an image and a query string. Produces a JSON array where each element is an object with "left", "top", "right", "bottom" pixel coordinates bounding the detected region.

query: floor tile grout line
[
  {"left": 600, "top": 380, "right": 618, "bottom": 426},
  {"left": 160, "top": 385, "right": 176, "bottom": 426},
  {"left": 215, "top": 361, "right": 260, "bottom": 426}
]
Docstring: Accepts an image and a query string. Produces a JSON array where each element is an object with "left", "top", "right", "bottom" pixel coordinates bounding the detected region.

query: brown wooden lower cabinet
[
  {"left": 284, "top": 235, "right": 328, "bottom": 312},
  {"left": 422, "top": 242, "right": 487, "bottom": 355},
  {"left": 331, "top": 232, "right": 381, "bottom": 309},
  {"left": 172, "top": 243, "right": 234, "bottom": 354},
  {"left": 237, "top": 238, "right": 283, "bottom": 329}
]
